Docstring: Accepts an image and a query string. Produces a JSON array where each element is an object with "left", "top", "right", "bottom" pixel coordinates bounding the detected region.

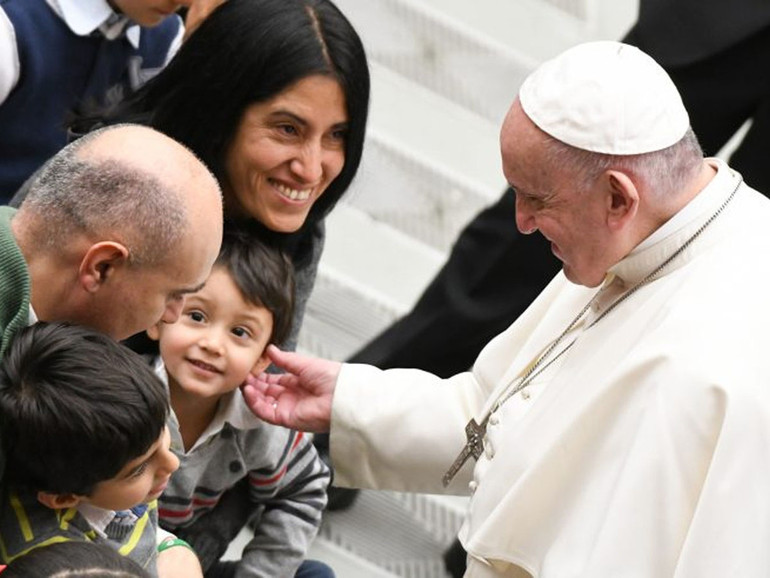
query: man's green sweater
[{"left": 0, "top": 206, "right": 30, "bottom": 356}]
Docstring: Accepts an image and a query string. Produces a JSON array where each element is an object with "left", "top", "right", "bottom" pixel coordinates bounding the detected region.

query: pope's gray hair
[
  {"left": 20, "top": 131, "right": 187, "bottom": 267},
  {"left": 542, "top": 127, "right": 704, "bottom": 199}
]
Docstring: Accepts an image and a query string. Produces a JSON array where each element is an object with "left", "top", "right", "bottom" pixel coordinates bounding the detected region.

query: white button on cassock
[{"left": 484, "top": 442, "right": 495, "bottom": 460}]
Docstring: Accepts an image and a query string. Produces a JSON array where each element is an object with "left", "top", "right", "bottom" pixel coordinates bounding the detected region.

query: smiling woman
[
  {"left": 78, "top": 0, "right": 370, "bottom": 353},
  {"left": 224, "top": 75, "right": 349, "bottom": 233}
]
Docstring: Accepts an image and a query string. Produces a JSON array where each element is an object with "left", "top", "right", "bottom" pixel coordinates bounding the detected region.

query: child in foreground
[
  {"left": 149, "top": 233, "right": 333, "bottom": 577},
  {"left": 0, "top": 322, "right": 200, "bottom": 578}
]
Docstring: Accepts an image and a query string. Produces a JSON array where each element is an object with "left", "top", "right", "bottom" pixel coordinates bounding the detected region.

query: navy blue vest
[{"left": 0, "top": 0, "right": 181, "bottom": 202}]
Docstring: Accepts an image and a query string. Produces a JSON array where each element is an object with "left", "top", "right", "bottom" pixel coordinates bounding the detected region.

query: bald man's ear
[
  {"left": 79, "top": 242, "right": 131, "bottom": 293},
  {"left": 604, "top": 170, "right": 639, "bottom": 231}
]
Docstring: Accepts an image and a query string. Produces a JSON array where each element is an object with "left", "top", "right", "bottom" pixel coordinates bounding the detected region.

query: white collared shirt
[
  {"left": 27, "top": 303, "right": 37, "bottom": 326},
  {"left": 76, "top": 502, "right": 117, "bottom": 539},
  {"left": 77, "top": 501, "right": 174, "bottom": 546},
  {"left": 0, "top": 0, "right": 183, "bottom": 104}
]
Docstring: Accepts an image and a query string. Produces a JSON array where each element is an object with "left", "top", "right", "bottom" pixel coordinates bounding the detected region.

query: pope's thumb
[{"left": 265, "top": 344, "right": 302, "bottom": 373}]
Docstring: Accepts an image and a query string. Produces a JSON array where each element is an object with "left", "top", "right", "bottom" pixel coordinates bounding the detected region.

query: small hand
[{"left": 242, "top": 345, "right": 341, "bottom": 432}]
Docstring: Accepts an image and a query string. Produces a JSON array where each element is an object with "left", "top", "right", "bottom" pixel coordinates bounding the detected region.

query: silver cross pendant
[{"left": 442, "top": 416, "right": 487, "bottom": 487}]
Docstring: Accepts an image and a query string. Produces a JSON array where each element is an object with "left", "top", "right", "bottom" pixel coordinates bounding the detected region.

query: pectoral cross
[{"left": 442, "top": 416, "right": 488, "bottom": 487}]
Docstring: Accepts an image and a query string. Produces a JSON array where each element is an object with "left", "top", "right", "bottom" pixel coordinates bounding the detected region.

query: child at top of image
[
  {"left": 148, "top": 230, "right": 333, "bottom": 577},
  {"left": 0, "top": 0, "right": 188, "bottom": 201},
  {"left": 0, "top": 322, "right": 194, "bottom": 578}
]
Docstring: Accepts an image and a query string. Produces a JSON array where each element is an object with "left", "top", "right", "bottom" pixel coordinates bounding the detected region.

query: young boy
[
  {"left": 0, "top": 322, "right": 196, "bottom": 577},
  {"left": 0, "top": 0, "right": 187, "bottom": 199},
  {"left": 148, "top": 234, "right": 333, "bottom": 577}
]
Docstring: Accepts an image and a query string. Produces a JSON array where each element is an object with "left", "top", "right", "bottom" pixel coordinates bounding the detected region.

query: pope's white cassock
[{"left": 329, "top": 159, "right": 770, "bottom": 577}]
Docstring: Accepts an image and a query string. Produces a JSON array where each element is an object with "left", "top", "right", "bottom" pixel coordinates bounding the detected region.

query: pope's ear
[
  {"left": 37, "top": 491, "right": 82, "bottom": 510},
  {"left": 79, "top": 241, "right": 130, "bottom": 293},
  {"left": 604, "top": 170, "right": 639, "bottom": 231}
]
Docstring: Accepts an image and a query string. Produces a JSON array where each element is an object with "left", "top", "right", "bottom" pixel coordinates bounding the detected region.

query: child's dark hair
[
  {"left": 217, "top": 230, "right": 295, "bottom": 346},
  {"left": 2, "top": 540, "right": 151, "bottom": 577},
  {"left": 0, "top": 322, "right": 169, "bottom": 496}
]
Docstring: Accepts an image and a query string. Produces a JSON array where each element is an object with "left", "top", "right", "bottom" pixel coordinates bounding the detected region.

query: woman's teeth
[{"left": 275, "top": 182, "right": 311, "bottom": 201}]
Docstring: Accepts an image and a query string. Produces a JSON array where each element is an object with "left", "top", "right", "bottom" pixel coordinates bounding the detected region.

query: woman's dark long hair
[{"left": 93, "top": 0, "right": 369, "bottom": 235}]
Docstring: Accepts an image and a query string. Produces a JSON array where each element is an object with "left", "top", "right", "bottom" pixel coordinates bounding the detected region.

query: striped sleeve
[{"left": 239, "top": 429, "right": 330, "bottom": 577}]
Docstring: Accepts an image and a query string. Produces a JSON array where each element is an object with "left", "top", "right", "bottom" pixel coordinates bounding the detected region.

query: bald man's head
[
  {"left": 20, "top": 124, "right": 221, "bottom": 265},
  {"left": 15, "top": 124, "right": 224, "bottom": 340}
]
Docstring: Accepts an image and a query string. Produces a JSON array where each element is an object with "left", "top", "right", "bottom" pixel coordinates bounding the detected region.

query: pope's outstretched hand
[{"left": 242, "top": 345, "right": 342, "bottom": 433}]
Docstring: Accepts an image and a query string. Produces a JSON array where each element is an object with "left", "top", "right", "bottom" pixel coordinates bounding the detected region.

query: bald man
[{"left": 0, "top": 124, "right": 223, "bottom": 353}]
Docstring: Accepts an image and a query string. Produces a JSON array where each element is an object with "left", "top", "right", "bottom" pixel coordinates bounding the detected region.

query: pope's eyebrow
[{"left": 510, "top": 185, "right": 536, "bottom": 198}]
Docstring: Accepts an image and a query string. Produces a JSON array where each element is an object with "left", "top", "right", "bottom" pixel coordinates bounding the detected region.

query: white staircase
[{"left": 295, "top": 0, "right": 639, "bottom": 576}]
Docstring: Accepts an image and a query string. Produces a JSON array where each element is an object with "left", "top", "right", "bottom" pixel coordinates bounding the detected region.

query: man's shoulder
[{"left": 0, "top": 206, "right": 16, "bottom": 223}]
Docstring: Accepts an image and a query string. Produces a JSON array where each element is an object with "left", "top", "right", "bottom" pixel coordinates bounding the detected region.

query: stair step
[
  {"left": 365, "top": 58, "right": 505, "bottom": 198},
  {"left": 336, "top": 0, "right": 546, "bottom": 125},
  {"left": 298, "top": 204, "right": 447, "bottom": 361},
  {"left": 337, "top": 0, "right": 637, "bottom": 126},
  {"left": 345, "top": 132, "right": 498, "bottom": 254},
  {"left": 221, "top": 491, "right": 466, "bottom": 578},
  {"left": 344, "top": 63, "right": 503, "bottom": 254},
  {"left": 309, "top": 539, "right": 403, "bottom": 578},
  {"left": 222, "top": 526, "right": 403, "bottom": 578},
  {"left": 317, "top": 490, "right": 465, "bottom": 578},
  {"left": 321, "top": 204, "right": 445, "bottom": 312}
]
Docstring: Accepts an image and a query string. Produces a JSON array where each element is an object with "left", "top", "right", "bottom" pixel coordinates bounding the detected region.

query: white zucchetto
[{"left": 518, "top": 41, "right": 690, "bottom": 155}]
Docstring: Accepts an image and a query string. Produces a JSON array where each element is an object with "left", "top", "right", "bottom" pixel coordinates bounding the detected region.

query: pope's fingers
[
  {"left": 264, "top": 344, "right": 321, "bottom": 377},
  {"left": 242, "top": 380, "right": 281, "bottom": 401},
  {"left": 248, "top": 395, "right": 282, "bottom": 425},
  {"left": 247, "top": 373, "right": 294, "bottom": 397},
  {"left": 241, "top": 382, "right": 284, "bottom": 425},
  {"left": 249, "top": 370, "right": 284, "bottom": 387}
]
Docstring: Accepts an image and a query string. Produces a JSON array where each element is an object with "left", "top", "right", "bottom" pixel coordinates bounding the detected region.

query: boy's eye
[
  {"left": 231, "top": 327, "right": 251, "bottom": 339},
  {"left": 129, "top": 462, "right": 148, "bottom": 479},
  {"left": 189, "top": 311, "right": 205, "bottom": 323}
]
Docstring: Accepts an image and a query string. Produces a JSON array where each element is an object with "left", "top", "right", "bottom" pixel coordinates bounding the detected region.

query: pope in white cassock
[{"left": 243, "top": 41, "right": 770, "bottom": 577}]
